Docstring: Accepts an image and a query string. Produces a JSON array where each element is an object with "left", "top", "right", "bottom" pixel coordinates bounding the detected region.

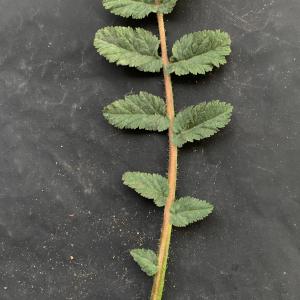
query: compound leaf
[
  {"left": 130, "top": 248, "right": 158, "bottom": 276},
  {"left": 122, "top": 172, "right": 169, "bottom": 207},
  {"left": 168, "top": 30, "right": 231, "bottom": 76},
  {"left": 171, "top": 197, "right": 214, "bottom": 227},
  {"left": 103, "top": 91, "right": 169, "bottom": 132},
  {"left": 94, "top": 26, "right": 162, "bottom": 72},
  {"left": 103, "top": 0, "right": 178, "bottom": 19},
  {"left": 173, "top": 100, "right": 233, "bottom": 147}
]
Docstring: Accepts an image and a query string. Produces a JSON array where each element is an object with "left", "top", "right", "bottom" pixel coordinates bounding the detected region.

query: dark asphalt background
[{"left": 0, "top": 0, "right": 300, "bottom": 299}]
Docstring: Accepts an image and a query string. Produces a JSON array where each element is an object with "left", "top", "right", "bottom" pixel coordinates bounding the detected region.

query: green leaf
[
  {"left": 130, "top": 248, "right": 158, "bottom": 276},
  {"left": 170, "top": 197, "right": 214, "bottom": 227},
  {"left": 103, "top": 92, "right": 169, "bottom": 132},
  {"left": 173, "top": 100, "right": 233, "bottom": 147},
  {"left": 122, "top": 172, "right": 169, "bottom": 207},
  {"left": 168, "top": 30, "right": 231, "bottom": 75},
  {"left": 94, "top": 26, "right": 162, "bottom": 72},
  {"left": 103, "top": 0, "right": 178, "bottom": 19}
]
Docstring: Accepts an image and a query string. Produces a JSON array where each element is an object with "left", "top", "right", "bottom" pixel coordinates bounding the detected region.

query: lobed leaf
[
  {"left": 103, "top": 91, "right": 169, "bottom": 131},
  {"left": 130, "top": 248, "right": 158, "bottom": 276},
  {"left": 122, "top": 172, "right": 169, "bottom": 207},
  {"left": 168, "top": 30, "right": 231, "bottom": 76},
  {"left": 103, "top": 0, "right": 178, "bottom": 19},
  {"left": 170, "top": 197, "right": 214, "bottom": 227},
  {"left": 94, "top": 26, "right": 162, "bottom": 72},
  {"left": 173, "top": 100, "right": 233, "bottom": 147}
]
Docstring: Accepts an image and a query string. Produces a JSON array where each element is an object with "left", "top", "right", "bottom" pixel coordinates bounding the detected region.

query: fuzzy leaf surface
[
  {"left": 173, "top": 100, "right": 233, "bottom": 147},
  {"left": 130, "top": 248, "right": 158, "bottom": 276},
  {"left": 168, "top": 30, "right": 231, "bottom": 75},
  {"left": 170, "top": 197, "right": 214, "bottom": 227},
  {"left": 94, "top": 26, "right": 162, "bottom": 72},
  {"left": 122, "top": 172, "right": 168, "bottom": 207},
  {"left": 103, "top": 92, "right": 169, "bottom": 131},
  {"left": 103, "top": 0, "right": 177, "bottom": 19}
]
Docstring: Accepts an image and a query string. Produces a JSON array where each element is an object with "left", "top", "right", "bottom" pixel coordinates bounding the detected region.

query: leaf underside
[
  {"left": 103, "top": 0, "right": 178, "bottom": 19},
  {"left": 122, "top": 172, "right": 169, "bottom": 207},
  {"left": 173, "top": 100, "right": 233, "bottom": 147},
  {"left": 170, "top": 197, "right": 214, "bottom": 227},
  {"left": 103, "top": 91, "right": 169, "bottom": 131},
  {"left": 130, "top": 248, "right": 158, "bottom": 276},
  {"left": 168, "top": 30, "right": 231, "bottom": 75},
  {"left": 94, "top": 26, "right": 162, "bottom": 72}
]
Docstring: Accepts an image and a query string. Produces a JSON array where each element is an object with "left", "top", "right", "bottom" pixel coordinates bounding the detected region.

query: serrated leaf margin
[
  {"left": 170, "top": 197, "right": 214, "bottom": 227},
  {"left": 103, "top": 0, "right": 178, "bottom": 19},
  {"left": 94, "top": 26, "right": 162, "bottom": 72},
  {"left": 103, "top": 91, "right": 169, "bottom": 132},
  {"left": 122, "top": 171, "right": 169, "bottom": 207},
  {"left": 173, "top": 100, "right": 233, "bottom": 147},
  {"left": 168, "top": 30, "right": 231, "bottom": 76},
  {"left": 130, "top": 248, "right": 158, "bottom": 276}
]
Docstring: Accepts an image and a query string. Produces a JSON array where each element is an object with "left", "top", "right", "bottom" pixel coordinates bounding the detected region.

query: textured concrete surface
[{"left": 0, "top": 0, "right": 299, "bottom": 299}]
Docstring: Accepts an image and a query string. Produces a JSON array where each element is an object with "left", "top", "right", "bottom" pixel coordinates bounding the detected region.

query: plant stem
[{"left": 150, "top": 8, "right": 178, "bottom": 300}]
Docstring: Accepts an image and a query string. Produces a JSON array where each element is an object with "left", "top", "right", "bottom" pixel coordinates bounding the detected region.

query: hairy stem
[{"left": 150, "top": 9, "right": 178, "bottom": 300}]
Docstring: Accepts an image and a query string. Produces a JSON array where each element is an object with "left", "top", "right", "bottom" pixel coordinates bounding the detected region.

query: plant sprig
[{"left": 94, "top": 1, "right": 233, "bottom": 299}]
